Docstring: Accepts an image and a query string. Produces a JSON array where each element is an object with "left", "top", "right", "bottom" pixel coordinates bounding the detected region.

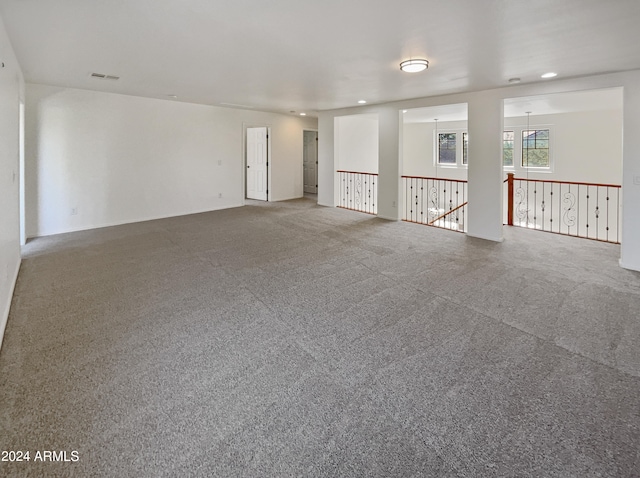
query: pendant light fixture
[{"left": 400, "top": 58, "right": 429, "bottom": 73}]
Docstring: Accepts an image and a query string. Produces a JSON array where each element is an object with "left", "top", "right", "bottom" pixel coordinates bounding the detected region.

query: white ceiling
[
  {"left": 403, "top": 88, "right": 624, "bottom": 123},
  {"left": 1, "top": 0, "right": 639, "bottom": 115}
]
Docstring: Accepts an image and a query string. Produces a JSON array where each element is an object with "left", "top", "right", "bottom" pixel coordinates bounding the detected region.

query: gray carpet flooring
[{"left": 1, "top": 197, "right": 639, "bottom": 477}]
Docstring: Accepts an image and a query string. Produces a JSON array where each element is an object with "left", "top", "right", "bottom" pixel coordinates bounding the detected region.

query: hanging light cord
[
  {"left": 525, "top": 111, "right": 531, "bottom": 224},
  {"left": 434, "top": 118, "right": 439, "bottom": 179}
]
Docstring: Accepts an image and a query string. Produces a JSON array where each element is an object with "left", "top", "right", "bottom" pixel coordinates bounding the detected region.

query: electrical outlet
[
  {"left": 218, "top": 193, "right": 222, "bottom": 198},
  {"left": 634, "top": 175, "right": 640, "bottom": 186},
  {"left": 218, "top": 160, "right": 222, "bottom": 166},
  {"left": 392, "top": 200, "right": 396, "bottom": 208},
  {"left": 71, "top": 207, "right": 78, "bottom": 216}
]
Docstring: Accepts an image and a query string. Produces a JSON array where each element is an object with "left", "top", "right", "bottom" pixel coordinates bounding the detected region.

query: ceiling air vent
[{"left": 90, "top": 72, "right": 120, "bottom": 80}]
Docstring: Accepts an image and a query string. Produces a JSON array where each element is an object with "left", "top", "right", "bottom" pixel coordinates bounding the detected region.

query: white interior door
[
  {"left": 303, "top": 130, "right": 317, "bottom": 194},
  {"left": 246, "top": 127, "right": 268, "bottom": 200}
]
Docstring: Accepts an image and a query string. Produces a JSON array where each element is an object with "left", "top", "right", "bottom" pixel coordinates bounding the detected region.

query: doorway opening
[
  {"left": 245, "top": 126, "right": 269, "bottom": 201},
  {"left": 501, "top": 88, "right": 623, "bottom": 243},
  {"left": 303, "top": 129, "right": 318, "bottom": 196}
]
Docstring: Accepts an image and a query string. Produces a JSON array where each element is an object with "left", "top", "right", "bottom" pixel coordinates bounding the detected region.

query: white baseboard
[
  {"left": 465, "top": 232, "right": 504, "bottom": 243},
  {"left": 376, "top": 214, "right": 400, "bottom": 221},
  {"left": 619, "top": 258, "right": 640, "bottom": 272},
  {"left": 0, "top": 258, "right": 21, "bottom": 353},
  {"left": 272, "top": 195, "right": 304, "bottom": 202},
  {"left": 27, "top": 203, "right": 245, "bottom": 239}
]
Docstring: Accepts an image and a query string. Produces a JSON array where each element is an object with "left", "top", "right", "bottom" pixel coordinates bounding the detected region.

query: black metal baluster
[
  {"left": 541, "top": 182, "right": 546, "bottom": 231},
  {"left": 549, "top": 183, "right": 555, "bottom": 232},
  {"left": 616, "top": 187, "right": 620, "bottom": 243},
  {"left": 595, "top": 187, "right": 600, "bottom": 241},
  {"left": 581, "top": 184, "right": 585, "bottom": 238},
  {"left": 455, "top": 182, "right": 459, "bottom": 228},
  {"left": 420, "top": 178, "right": 424, "bottom": 224},
  {"left": 606, "top": 186, "right": 610, "bottom": 243},
  {"left": 532, "top": 181, "right": 535, "bottom": 229},
  {"left": 365, "top": 173, "right": 369, "bottom": 213}
]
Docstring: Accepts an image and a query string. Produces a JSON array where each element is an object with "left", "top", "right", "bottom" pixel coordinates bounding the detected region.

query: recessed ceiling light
[
  {"left": 299, "top": 113, "right": 306, "bottom": 116},
  {"left": 541, "top": 72, "right": 557, "bottom": 79},
  {"left": 400, "top": 59, "right": 429, "bottom": 73},
  {"left": 167, "top": 94, "right": 177, "bottom": 98},
  {"left": 402, "top": 110, "right": 408, "bottom": 113},
  {"left": 358, "top": 100, "right": 367, "bottom": 104},
  {"left": 508, "top": 77, "right": 521, "bottom": 84}
]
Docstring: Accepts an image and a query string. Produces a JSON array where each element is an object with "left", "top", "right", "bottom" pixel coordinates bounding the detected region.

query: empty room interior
[{"left": 1, "top": 1, "right": 640, "bottom": 476}]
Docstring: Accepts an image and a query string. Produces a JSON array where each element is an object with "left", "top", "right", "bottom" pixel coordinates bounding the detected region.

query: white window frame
[
  {"left": 503, "top": 124, "right": 554, "bottom": 174},
  {"left": 433, "top": 124, "right": 554, "bottom": 172},
  {"left": 434, "top": 129, "right": 467, "bottom": 169}
]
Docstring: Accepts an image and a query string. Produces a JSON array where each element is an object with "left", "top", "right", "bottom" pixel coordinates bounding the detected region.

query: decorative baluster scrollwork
[
  {"left": 337, "top": 171, "right": 378, "bottom": 215},
  {"left": 515, "top": 187, "right": 529, "bottom": 222},
  {"left": 562, "top": 192, "right": 576, "bottom": 227},
  {"left": 353, "top": 177, "right": 362, "bottom": 208},
  {"left": 428, "top": 186, "right": 439, "bottom": 222}
]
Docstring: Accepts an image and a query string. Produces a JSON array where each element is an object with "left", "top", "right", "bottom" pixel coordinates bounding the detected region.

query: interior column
[
  {"left": 467, "top": 92, "right": 504, "bottom": 241},
  {"left": 377, "top": 106, "right": 402, "bottom": 220},
  {"left": 621, "top": 79, "right": 640, "bottom": 271},
  {"left": 317, "top": 112, "right": 335, "bottom": 207}
]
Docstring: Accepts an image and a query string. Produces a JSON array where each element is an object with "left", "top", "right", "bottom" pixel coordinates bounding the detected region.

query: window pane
[
  {"left": 438, "top": 133, "right": 457, "bottom": 164},
  {"left": 522, "top": 129, "right": 550, "bottom": 168},
  {"left": 526, "top": 149, "right": 549, "bottom": 167},
  {"left": 463, "top": 132, "right": 468, "bottom": 165},
  {"left": 504, "top": 149, "right": 513, "bottom": 166},
  {"left": 503, "top": 131, "right": 513, "bottom": 167}
]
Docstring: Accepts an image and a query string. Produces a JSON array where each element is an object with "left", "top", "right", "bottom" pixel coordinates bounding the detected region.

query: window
[
  {"left": 522, "top": 129, "right": 549, "bottom": 168},
  {"left": 503, "top": 131, "right": 514, "bottom": 167},
  {"left": 432, "top": 126, "right": 550, "bottom": 169},
  {"left": 438, "top": 133, "right": 457, "bottom": 164},
  {"left": 462, "top": 132, "right": 468, "bottom": 165}
]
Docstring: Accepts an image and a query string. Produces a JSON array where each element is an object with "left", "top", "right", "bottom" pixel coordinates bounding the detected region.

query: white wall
[
  {"left": 403, "top": 120, "right": 469, "bottom": 182},
  {"left": 402, "top": 110, "right": 622, "bottom": 185},
  {"left": 335, "top": 114, "right": 378, "bottom": 173},
  {"left": 0, "top": 14, "right": 24, "bottom": 349},
  {"left": 25, "top": 84, "right": 317, "bottom": 237}
]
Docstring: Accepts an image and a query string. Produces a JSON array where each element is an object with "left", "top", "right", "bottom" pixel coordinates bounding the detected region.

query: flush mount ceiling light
[
  {"left": 400, "top": 58, "right": 429, "bottom": 73},
  {"left": 541, "top": 72, "right": 558, "bottom": 79},
  {"left": 358, "top": 100, "right": 367, "bottom": 104}
]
